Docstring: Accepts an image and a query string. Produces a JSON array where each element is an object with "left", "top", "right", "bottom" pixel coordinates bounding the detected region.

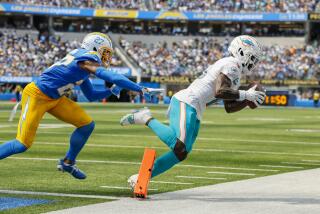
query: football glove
[
  {"left": 142, "top": 87, "right": 164, "bottom": 102},
  {"left": 110, "top": 84, "right": 122, "bottom": 98},
  {"left": 239, "top": 85, "right": 266, "bottom": 106}
]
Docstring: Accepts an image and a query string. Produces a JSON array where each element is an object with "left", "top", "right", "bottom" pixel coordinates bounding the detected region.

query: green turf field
[{"left": 0, "top": 102, "right": 320, "bottom": 213}]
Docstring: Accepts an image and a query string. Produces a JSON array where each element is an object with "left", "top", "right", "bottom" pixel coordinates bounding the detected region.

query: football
[{"left": 246, "top": 82, "right": 266, "bottom": 109}]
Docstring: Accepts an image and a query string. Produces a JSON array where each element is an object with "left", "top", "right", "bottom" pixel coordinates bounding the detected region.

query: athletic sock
[
  {"left": 147, "top": 119, "right": 176, "bottom": 148},
  {"left": 0, "top": 139, "right": 27, "bottom": 159},
  {"left": 151, "top": 151, "right": 179, "bottom": 178},
  {"left": 65, "top": 121, "right": 95, "bottom": 162}
]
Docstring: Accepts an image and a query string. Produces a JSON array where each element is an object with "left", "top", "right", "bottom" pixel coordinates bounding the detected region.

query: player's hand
[
  {"left": 245, "top": 85, "right": 266, "bottom": 106},
  {"left": 142, "top": 87, "right": 164, "bottom": 101},
  {"left": 110, "top": 84, "right": 122, "bottom": 98}
]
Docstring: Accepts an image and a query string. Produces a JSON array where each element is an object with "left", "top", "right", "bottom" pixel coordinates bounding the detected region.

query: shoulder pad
[
  {"left": 221, "top": 63, "right": 241, "bottom": 86},
  {"left": 75, "top": 51, "right": 101, "bottom": 64}
]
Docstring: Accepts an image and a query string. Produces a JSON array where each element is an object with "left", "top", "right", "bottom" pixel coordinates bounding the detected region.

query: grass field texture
[{"left": 0, "top": 102, "right": 320, "bottom": 213}]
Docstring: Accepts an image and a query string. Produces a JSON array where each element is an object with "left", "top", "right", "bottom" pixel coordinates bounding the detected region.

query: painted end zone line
[
  {"left": 176, "top": 176, "right": 227, "bottom": 180},
  {"left": 207, "top": 171, "right": 255, "bottom": 176},
  {"left": 0, "top": 190, "right": 121, "bottom": 200},
  {"left": 259, "top": 164, "right": 304, "bottom": 169}
]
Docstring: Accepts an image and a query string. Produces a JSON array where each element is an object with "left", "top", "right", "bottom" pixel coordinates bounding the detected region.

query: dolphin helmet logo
[{"left": 240, "top": 38, "right": 255, "bottom": 47}]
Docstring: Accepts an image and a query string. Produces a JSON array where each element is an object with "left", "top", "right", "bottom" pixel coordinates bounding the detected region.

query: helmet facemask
[
  {"left": 243, "top": 54, "right": 260, "bottom": 74},
  {"left": 98, "top": 46, "right": 113, "bottom": 67}
]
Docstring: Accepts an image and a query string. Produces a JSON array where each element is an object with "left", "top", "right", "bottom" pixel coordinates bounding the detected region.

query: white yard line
[
  {"left": 150, "top": 181, "right": 193, "bottom": 185},
  {"left": 259, "top": 164, "right": 304, "bottom": 169},
  {"left": 237, "top": 117, "right": 293, "bottom": 121},
  {"left": 179, "top": 164, "right": 279, "bottom": 172},
  {"left": 1, "top": 130, "right": 320, "bottom": 146},
  {"left": 37, "top": 142, "right": 164, "bottom": 150},
  {"left": 198, "top": 137, "right": 320, "bottom": 146},
  {"left": 0, "top": 190, "right": 121, "bottom": 200},
  {"left": 282, "top": 162, "right": 320, "bottom": 166},
  {"left": 100, "top": 186, "right": 158, "bottom": 191},
  {"left": 176, "top": 176, "right": 227, "bottom": 180},
  {"left": 193, "top": 148, "right": 320, "bottom": 157},
  {"left": 7, "top": 157, "right": 279, "bottom": 172},
  {"left": 24, "top": 141, "right": 320, "bottom": 158},
  {"left": 8, "top": 157, "right": 141, "bottom": 165},
  {"left": 301, "top": 160, "right": 320, "bottom": 163},
  {"left": 207, "top": 171, "right": 255, "bottom": 176},
  {"left": 287, "top": 129, "right": 320, "bottom": 133}
]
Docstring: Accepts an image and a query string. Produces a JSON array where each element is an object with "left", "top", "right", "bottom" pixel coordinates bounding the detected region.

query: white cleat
[
  {"left": 127, "top": 174, "right": 138, "bottom": 190},
  {"left": 120, "top": 108, "right": 152, "bottom": 126}
]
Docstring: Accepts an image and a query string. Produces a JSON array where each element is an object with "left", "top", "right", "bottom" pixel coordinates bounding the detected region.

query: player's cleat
[
  {"left": 57, "top": 159, "right": 86, "bottom": 179},
  {"left": 127, "top": 174, "right": 138, "bottom": 190},
  {"left": 120, "top": 108, "right": 152, "bottom": 126}
]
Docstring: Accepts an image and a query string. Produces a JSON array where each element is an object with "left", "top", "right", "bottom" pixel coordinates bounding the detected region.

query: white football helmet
[
  {"left": 81, "top": 32, "right": 113, "bottom": 67},
  {"left": 228, "top": 35, "right": 262, "bottom": 74}
]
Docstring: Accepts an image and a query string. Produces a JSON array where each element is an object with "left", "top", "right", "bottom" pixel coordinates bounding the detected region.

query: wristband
[{"left": 238, "top": 90, "right": 246, "bottom": 101}]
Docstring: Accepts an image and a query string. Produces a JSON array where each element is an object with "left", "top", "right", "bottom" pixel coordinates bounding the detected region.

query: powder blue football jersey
[{"left": 36, "top": 48, "right": 101, "bottom": 99}]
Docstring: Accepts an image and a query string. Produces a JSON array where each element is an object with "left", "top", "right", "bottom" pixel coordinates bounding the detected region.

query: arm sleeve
[
  {"left": 95, "top": 67, "right": 142, "bottom": 92},
  {"left": 80, "top": 78, "right": 112, "bottom": 102}
]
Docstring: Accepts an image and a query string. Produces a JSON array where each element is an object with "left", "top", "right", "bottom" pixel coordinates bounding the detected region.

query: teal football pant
[{"left": 147, "top": 97, "right": 200, "bottom": 177}]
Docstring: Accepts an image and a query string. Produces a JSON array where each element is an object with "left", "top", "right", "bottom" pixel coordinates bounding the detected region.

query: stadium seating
[
  {"left": 153, "top": 0, "right": 318, "bottom": 12},
  {"left": 1, "top": 29, "right": 318, "bottom": 81},
  {"left": 120, "top": 37, "right": 320, "bottom": 80},
  {"left": 0, "top": 31, "right": 122, "bottom": 77},
  {"left": 2, "top": 0, "right": 147, "bottom": 10},
  {"left": 1, "top": 0, "right": 319, "bottom": 12}
]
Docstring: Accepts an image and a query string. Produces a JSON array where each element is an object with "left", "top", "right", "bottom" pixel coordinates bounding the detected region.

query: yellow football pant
[{"left": 16, "top": 82, "right": 93, "bottom": 148}]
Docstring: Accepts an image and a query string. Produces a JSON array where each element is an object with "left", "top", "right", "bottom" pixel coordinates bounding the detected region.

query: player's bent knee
[
  {"left": 80, "top": 121, "right": 95, "bottom": 134},
  {"left": 12, "top": 139, "right": 28, "bottom": 154},
  {"left": 88, "top": 121, "right": 95, "bottom": 131},
  {"left": 173, "top": 139, "right": 188, "bottom": 161}
]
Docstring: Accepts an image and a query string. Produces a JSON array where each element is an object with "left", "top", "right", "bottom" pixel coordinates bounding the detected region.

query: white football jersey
[{"left": 174, "top": 56, "right": 243, "bottom": 120}]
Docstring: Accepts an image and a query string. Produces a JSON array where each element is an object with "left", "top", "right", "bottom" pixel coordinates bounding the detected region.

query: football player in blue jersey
[{"left": 0, "top": 32, "right": 154, "bottom": 179}]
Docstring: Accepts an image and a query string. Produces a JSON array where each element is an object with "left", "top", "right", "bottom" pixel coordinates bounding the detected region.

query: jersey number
[
  {"left": 198, "top": 67, "right": 209, "bottom": 79},
  {"left": 57, "top": 80, "right": 84, "bottom": 96},
  {"left": 57, "top": 83, "right": 74, "bottom": 96}
]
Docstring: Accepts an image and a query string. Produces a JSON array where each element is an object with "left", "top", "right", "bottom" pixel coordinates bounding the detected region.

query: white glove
[
  {"left": 142, "top": 87, "right": 164, "bottom": 96},
  {"left": 239, "top": 85, "right": 266, "bottom": 106},
  {"left": 110, "top": 84, "right": 122, "bottom": 98},
  {"left": 142, "top": 87, "right": 164, "bottom": 101}
]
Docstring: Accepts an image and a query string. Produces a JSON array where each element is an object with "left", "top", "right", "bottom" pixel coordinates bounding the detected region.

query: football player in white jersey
[{"left": 120, "top": 35, "right": 266, "bottom": 187}]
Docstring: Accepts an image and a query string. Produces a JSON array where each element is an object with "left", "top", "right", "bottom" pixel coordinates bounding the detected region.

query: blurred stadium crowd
[
  {"left": 2, "top": 0, "right": 320, "bottom": 12},
  {"left": 120, "top": 37, "right": 320, "bottom": 80},
  {"left": 0, "top": 30, "right": 319, "bottom": 80},
  {"left": 0, "top": 31, "right": 122, "bottom": 77}
]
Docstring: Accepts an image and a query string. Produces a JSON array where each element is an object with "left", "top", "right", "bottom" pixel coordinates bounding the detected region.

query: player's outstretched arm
[
  {"left": 224, "top": 100, "right": 248, "bottom": 113},
  {"left": 79, "top": 61, "right": 142, "bottom": 92},
  {"left": 80, "top": 78, "right": 112, "bottom": 102},
  {"left": 215, "top": 73, "right": 265, "bottom": 107}
]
